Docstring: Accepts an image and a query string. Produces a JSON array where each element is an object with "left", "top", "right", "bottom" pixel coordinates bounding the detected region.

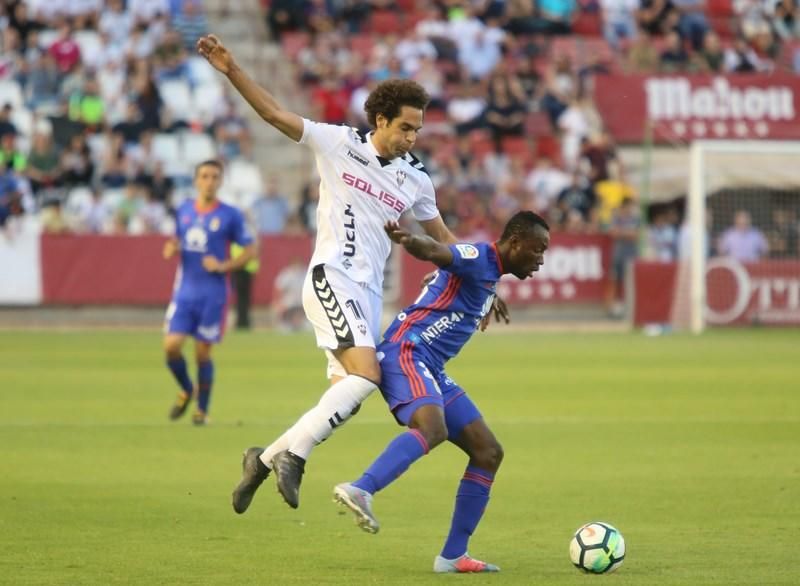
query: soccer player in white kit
[{"left": 196, "top": 34, "right": 469, "bottom": 511}]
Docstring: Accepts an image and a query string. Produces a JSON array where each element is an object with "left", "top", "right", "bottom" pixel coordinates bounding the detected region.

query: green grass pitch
[{"left": 1, "top": 328, "right": 798, "bottom": 585}]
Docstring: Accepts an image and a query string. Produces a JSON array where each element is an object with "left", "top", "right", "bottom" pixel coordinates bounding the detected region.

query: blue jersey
[
  {"left": 382, "top": 242, "right": 504, "bottom": 371},
  {"left": 172, "top": 199, "right": 253, "bottom": 302}
]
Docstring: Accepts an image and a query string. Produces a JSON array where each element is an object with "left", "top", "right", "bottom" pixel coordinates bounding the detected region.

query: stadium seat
[
  {"left": 525, "top": 111, "right": 552, "bottom": 136},
  {"left": 227, "top": 158, "right": 263, "bottom": 195},
  {"left": 36, "top": 29, "right": 60, "bottom": 50},
  {"left": 158, "top": 80, "right": 193, "bottom": 120},
  {"left": 187, "top": 56, "right": 220, "bottom": 86},
  {"left": 181, "top": 132, "right": 217, "bottom": 165},
  {"left": 10, "top": 107, "right": 33, "bottom": 138},
  {"left": 74, "top": 31, "right": 102, "bottom": 60},
  {"left": 65, "top": 187, "right": 93, "bottom": 217},
  {"left": 502, "top": 136, "right": 533, "bottom": 166},
  {"left": 571, "top": 11, "right": 603, "bottom": 37},
  {"left": 709, "top": 16, "right": 737, "bottom": 39},
  {"left": 350, "top": 34, "right": 375, "bottom": 60},
  {"left": 0, "top": 80, "right": 24, "bottom": 110},
  {"left": 707, "top": 0, "right": 734, "bottom": 17},
  {"left": 192, "top": 82, "right": 225, "bottom": 124},
  {"left": 369, "top": 10, "right": 404, "bottom": 35},
  {"left": 152, "top": 133, "right": 182, "bottom": 167},
  {"left": 281, "top": 32, "right": 311, "bottom": 61}
]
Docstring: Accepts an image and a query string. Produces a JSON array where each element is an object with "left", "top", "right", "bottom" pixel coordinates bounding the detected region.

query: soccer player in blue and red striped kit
[
  {"left": 334, "top": 211, "right": 550, "bottom": 573},
  {"left": 162, "top": 160, "right": 256, "bottom": 425}
]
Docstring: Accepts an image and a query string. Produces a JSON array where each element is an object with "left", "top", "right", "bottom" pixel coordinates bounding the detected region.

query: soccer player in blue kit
[
  {"left": 334, "top": 211, "right": 550, "bottom": 573},
  {"left": 163, "top": 160, "right": 256, "bottom": 425}
]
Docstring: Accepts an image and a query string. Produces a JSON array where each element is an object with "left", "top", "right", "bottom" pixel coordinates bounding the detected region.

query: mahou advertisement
[{"left": 594, "top": 74, "right": 800, "bottom": 143}]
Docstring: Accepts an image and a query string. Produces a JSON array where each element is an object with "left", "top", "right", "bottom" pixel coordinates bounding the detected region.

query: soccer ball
[{"left": 569, "top": 521, "right": 626, "bottom": 574}]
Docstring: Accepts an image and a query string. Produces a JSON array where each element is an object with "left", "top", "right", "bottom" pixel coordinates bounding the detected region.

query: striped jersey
[
  {"left": 297, "top": 119, "right": 440, "bottom": 294},
  {"left": 382, "top": 242, "right": 504, "bottom": 371}
]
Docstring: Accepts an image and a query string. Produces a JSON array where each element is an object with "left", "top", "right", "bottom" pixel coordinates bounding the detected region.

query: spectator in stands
[
  {"left": 484, "top": 74, "right": 527, "bottom": 153},
  {"left": 724, "top": 37, "right": 769, "bottom": 72},
  {"left": 767, "top": 207, "right": 800, "bottom": 258},
  {"left": 678, "top": 206, "right": 713, "bottom": 259},
  {"left": 557, "top": 172, "right": 597, "bottom": 221},
  {"left": 637, "top": 0, "right": 676, "bottom": 36},
  {"left": 0, "top": 132, "right": 27, "bottom": 174},
  {"left": 601, "top": 0, "right": 640, "bottom": 50},
  {"left": 99, "top": 133, "right": 128, "bottom": 188},
  {"left": 581, "top": 131, "right": 623, "bottom": 185},
  {"left": 25, "top": 51, "right": 61, "bottom": 110},
  {"left": 394, "top": 29, "right": 437, "bottom": 76},
  {"left": 60, "top": 134, "right": 94, "bottom": 187},
  {"left": 0, "top": 104, "right": 17, "bottom": 140},
  {"left": 267, "top": 0, "right": 310, "bottom": 40},
  {"left": 607, "top": 196, "right": 640, "bottom": 316},
  {"left": 536, "top": 0, "right": 578, "bottom": 34},
  {"left": 693, "top": 30, "right": 725, "bottom": 72},
  {"left": 412, "top": 56, "right": 446, "bottom": 110},
  {"left": 133, "top": 185, "right": 168, "bottom": 234},
  {"left": 272, "top": 257, "right": 309, "bottom": 332},
  {"left": 129, "top": 0, "right": 171, "bottom": 24},
  {"left": 40, "top": 198, "right": 69, "bottom": 234},
  {"left": 112, "top": 182, "right": 142, "bottom": 233},
  {"left": 48, "top": 23, "right": 81, "bottom": 74},
  {"left": 68, "top": 77, "right": 105, "bottom": 131},
  {"left": 447, "top": 80, "right": 487, "bottom": 135},
  {"left": 153, "top": 29, "right": 192, "bottom": 84},
  {"left": 252, "top": 177, "right": 291, "bottom": 235},
  {"left": 26, "top": 131, "right": 61, "bottom": 195},
  {"left": 173, "top": 0, "right": 209, "bottom": 51},
  {"left": 127, "top": 130, "right": 160, "bottom": 183},
  {"left": 7, "top": 2, "right": 43, "bottom": 50},
  {"left": 772, "top": 0, "right": 800, "bottom": 40},
  {"left": 660, "top": 31, "right": 690, "bottom": 72},
  {"left": 646, "top": 205, "right": 679, "bottom": 261},
  {"left": 540, "top": 53, "right": 575, "bottom": 128},
  {"left": 310, "top": 66, "right": 350, "bottom": 124},
  {"left": 672, "top": 0, "right": 710, "bottom": 50},
  {"left": 558, "top": 96, "right": 592, "bottom": 171},
  {"left": 113, "top": 102, "right": 147, "bottom": 146},
  {"left": 626, "top": 28, "right": 660, "bottom": 72},
  {"left": 718, "top": 209, "right": 768, "bottom": 262},
  {"left": 459, "top": 25, "right": 504, "bottom": 79},
  {"left": 0, "top": 162, "right": 24, "bottom": 229},
  {"left": 298, "top": 180, "right": 319, "bottom": 234},
  {"left": 134, "top": 75, "right": 164, "bottom": 131},
  {"left": 524, "top": 156, "right": 571, "bottom": 216},
  {"left": 73, "top": 188, "right": 112, "bottom": 234},
  {"left": 99, "top": 0, "right": 133, "bottom": 48}
]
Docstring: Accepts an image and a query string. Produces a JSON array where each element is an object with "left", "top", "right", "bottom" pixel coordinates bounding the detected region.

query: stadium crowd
[{"left": 1, "top": 0, "right": 798, "bottom": 263}]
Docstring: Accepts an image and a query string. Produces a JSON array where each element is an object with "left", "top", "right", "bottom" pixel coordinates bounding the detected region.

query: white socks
[{"left": 259, "top": 374, "right": 377, "bottom": 467}]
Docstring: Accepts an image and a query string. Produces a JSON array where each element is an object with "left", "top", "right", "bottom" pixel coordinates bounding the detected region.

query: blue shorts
[
  {"left": 165, "top": 296, "right": 227, "bottom": 343},
  {"left": 377, "top": 341, "right": 482, "bottom": 441}
]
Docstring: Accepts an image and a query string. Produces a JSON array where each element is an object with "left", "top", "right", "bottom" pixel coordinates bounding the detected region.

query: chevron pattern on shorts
[{"left": 312, "top": 265, "right": 354, "bottom": 347}]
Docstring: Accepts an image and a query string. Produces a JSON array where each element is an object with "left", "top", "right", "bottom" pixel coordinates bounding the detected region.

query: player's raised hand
[
  {"left": 162, "top": 238, "right": 178, "bottom": 260},
  {"left": 384, "top": 220, "right": 412, "bottom": 245},
  {"left": 197, "top": 35, "right": 233, "bottom": 74}
]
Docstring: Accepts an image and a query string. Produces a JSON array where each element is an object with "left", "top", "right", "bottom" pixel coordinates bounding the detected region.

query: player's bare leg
[
  {"left": 271, "top": 346, "right": 380, "bottom": 509},
  {"left": 164, "top": 334, "right": 194, "bottom": 420}
]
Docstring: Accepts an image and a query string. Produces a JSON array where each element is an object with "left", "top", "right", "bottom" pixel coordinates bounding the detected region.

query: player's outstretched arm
[
  {"left": 384, "top": 221, "right": 453, "bottom": 267},
  {"left": 419, "top": 215, "right": 459, "bottom": 245},
  {"left": 197, "top": 35, "right": 303, "bottom": 142}
]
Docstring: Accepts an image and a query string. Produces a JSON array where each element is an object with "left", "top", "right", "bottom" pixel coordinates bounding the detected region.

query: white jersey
[{"left": 298, "top": 118, "right": 440, "bottom": 294}]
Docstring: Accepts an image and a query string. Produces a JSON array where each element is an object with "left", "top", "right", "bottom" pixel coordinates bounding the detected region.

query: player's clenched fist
[{"left": 197, "top": 35, "right": 232, "bottom": 74}]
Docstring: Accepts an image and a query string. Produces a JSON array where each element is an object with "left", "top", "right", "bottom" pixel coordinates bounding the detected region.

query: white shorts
[{"left": 302, "top": 264, "right": 382, "bottom": 379}]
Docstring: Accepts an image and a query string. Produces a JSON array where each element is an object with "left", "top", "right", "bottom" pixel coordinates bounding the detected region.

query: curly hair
[
  {"left": 500, "top": 211, "right": 550, "bottom": 242},
  {"left": 364, "top": 79, "right": 430, "bottom": 128}
]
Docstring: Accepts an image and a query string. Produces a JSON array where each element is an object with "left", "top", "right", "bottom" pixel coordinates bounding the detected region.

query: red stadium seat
[
  {"left": 502, "top": 136, "right": 534, "bottom": 166},
  {"left": 281, "top": 32, "right": 310, "bottom": 60},
  {"left": 525, "top": 111, "right": 552, "bottom": 136},
  {"left": 350, "top": 34, "right": 374, "bottom": 60},
  {"left": 709, "top": 16, "right": 737, "bottom": 39},
  {"left": 707, "top": 0, "right": 734, "bottom": 17},
  {"left": 571, "top": 11, "right": 603, "bottom": 37},
  {"left": 468, "top": 130, "right": 494, "bottom": 160},
  {"left": 369, "top": 10, "right": 404, "bottom": 35}
]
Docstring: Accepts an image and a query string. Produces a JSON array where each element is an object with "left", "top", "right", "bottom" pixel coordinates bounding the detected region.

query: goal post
[{"left": 687, "top": 140, "right": 800, "bottom": 333}]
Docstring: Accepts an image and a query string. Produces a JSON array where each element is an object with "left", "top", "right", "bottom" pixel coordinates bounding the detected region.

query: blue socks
[
  {"left": 197, "top": 360, "right": 214, "bottom": 413},
  {"left": 440, "top": 466, "right": 495, "bottom": 560},
  {"left": 167, "top": 357, "right": 193, "bottom": 395},
  {"left": 352, "top": 430, "right": 430, "bottom": 494}
]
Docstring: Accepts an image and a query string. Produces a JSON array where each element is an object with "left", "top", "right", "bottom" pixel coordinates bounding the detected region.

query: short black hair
[
  {"left": 499, "top": 211, "right": 549, "bottom": 242},
  {"left": 195, "top": 159, "right": 223, "bottom": 176},
  {"left": 364, "top": 79, "right": 430, "bottom": 128}
]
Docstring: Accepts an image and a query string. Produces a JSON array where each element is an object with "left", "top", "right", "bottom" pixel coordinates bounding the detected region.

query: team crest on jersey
[
  {"left": 209, "top": 217, "right": 220, "bottom": 231},
  {"left": 185, "top": 226, "right": 208, "bottom": 252},
  {"left": 455, "top": 244, "right": 479, "bottom": 259},
  {"left": 396, "top": 169, "right": 406, "bottom": 187},
  {"left": 357, "top": 323, "right": 367, "bottom": 335}
]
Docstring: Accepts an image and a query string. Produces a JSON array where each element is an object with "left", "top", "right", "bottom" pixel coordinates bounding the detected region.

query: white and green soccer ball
[{"left": 569, "top": 521, "right": 626, "bottom": 574}]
